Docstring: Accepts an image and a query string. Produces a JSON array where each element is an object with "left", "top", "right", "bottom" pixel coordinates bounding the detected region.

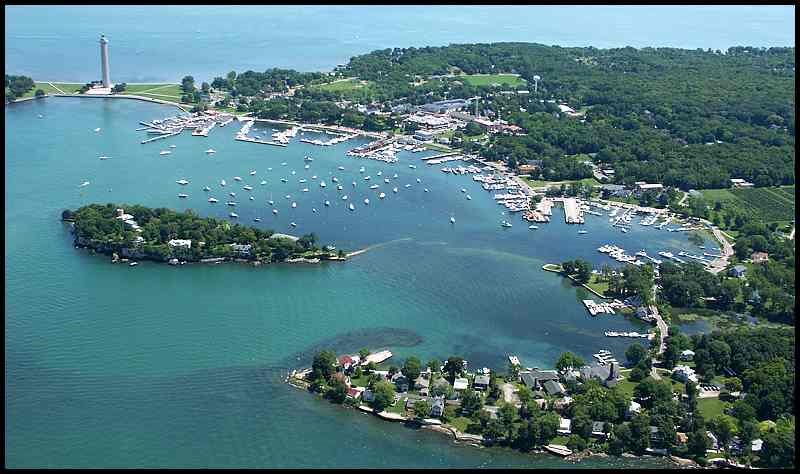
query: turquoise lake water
[
  {"left": 5, "top": 5, "right": 795, "bottom": 82},
  {"left": 4, "top": 97, "right": 713, "bottom": 468}
]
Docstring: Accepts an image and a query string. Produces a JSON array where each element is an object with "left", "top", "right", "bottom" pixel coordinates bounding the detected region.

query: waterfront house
[
  {"left": 751, "top": 251, "right": 769, "bottom": 264},
  {"left": 680, "top": 349, "right": 695, "bottom": 361},
  {"left": 229, "top": 243, "right": 252, "bottom": 257},
  {"left": 557, "top": 418, "right": 572, "bottom": 435},
  {"left": 473, "top": 375, "right": 491, "bottom": 391},
  {"left": 431, "top": 377, "right": 451, "bottom": 396},
  {"left": 592, "top": 421, "right": 610, "bottom": 439},
  {"left": 347, "top": 386, "right": 364, "bottom": 400},
  {"left": 338, "top": 355, "right": 360, "bottom": 373},
  {"left": 521, "top": 370, "right": 560, "bottom": 391},
  {"left": 393, "top": 374, "right": 410, "bottom": 393},
  {"left": 415, "top": 375, "right": 430, "bottom": 396},
  {"left": 430, "top": 396, "right": 445, "bottom": 417},
  {"left": 579, "top": 362, "right": 620, "bottom": 388},
  {"left": 453, "top": 377, "right": 469, "bottom": 391},
  {"left": 730, "top": 265, "right": 747, "bottom": 278}
]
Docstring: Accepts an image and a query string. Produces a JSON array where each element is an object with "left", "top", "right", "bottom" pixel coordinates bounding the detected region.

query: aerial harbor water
[{"left": 4, "top": 97, "right": 711, "bottom": 468}]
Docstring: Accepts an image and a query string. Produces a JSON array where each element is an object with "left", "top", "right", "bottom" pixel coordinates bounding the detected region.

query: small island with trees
[{"left": 62, "top": 203, "right": 346, "bottom": 265}]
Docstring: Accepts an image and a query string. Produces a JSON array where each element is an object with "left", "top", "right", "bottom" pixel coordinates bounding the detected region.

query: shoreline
[
  {"left": 542, "top": 264, "right": 611, "bottom": 300},
  {"left": 286, "top": 373, "right": 694, "bottom": 467}
]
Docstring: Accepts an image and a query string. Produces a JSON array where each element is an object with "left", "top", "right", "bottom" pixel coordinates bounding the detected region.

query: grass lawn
[
  {"left": 586, "top": 274, "right": 610, "bottom": 297},
  {"left": 22, "top": 82, "right": 84, "bottom": 97},
  {"left": 458, "top": 73, "right": 527, "bottom": 87},
  {"left": 423, "top": 143, "right": 452, "bottom": 152},
  {"left": 386, "top": 400, "right": 407, "bottom": 415},
  {"left": 615, "top": 378, "right": 638, "bottom": 398},
  {"left": 314, "top": 78, "right": 369, "bottom": 93},
  {"left": 697, "top": 397, "right": 731, "bottom": 422},
  {"left": 122, "top": 84, "right": 184, "bottom": 101},
  {"left": 551, "top": 435, "right": 571, "bottom": 445},
  {"left": 448, "top": 416, "right": 471, "bottom": 433}
]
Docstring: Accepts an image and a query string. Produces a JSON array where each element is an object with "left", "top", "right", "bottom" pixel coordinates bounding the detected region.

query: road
[{"left": 706, "top": 225, "right": 735, "bottom": 274}]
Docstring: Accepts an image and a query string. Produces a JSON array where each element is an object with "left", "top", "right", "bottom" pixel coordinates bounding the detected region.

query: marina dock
[{"left": 140, "top": 131, "right": 180, "bottom": 144}]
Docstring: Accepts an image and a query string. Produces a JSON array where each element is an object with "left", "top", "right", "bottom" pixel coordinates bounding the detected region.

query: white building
[
  {"left": 680, "top": 349, "right": 695, "bottom": 361},
  {"left": 453, "top": 377, "right": 469, "bottom": 391},
  {"left": 557, "top": 417, "right": 572, "bottom": 435},
  {"left": 672, "top": 365, "right": 699, "bottom": 384},
  {"left": 168, "top": 239, "right": 192, "bottom": 249}
]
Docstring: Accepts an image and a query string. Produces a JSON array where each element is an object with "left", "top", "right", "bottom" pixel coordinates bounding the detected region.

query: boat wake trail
[{"left": 346, "top": 237, "right": 413, "bottom": 258}]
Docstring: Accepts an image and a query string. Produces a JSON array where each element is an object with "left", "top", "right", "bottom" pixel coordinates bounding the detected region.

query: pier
[
  {"left": 559, "top": 197, "right": 584, "bottom": 224},
  {"left": 235, "top": 136, "right": 287, "bottom": 146},
  {"left": 140, "top": 131, "right": 180, "bottom": 144}
]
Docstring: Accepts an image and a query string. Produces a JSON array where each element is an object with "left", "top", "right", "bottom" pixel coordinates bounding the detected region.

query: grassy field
[
  {"left": 521, "top": 177, "right": 601, "bottom": 189},
  {"left": 313, "top": 78, "right": 369, "bottom": 93},
  {"left": 449, "top": 416, "right": 472, "bottom": 433},
  {"left": 586, "top": 274, "right": 610, "bottom": 297},
  {"left": 458, "top": 74, "right": 527, "bottom": 87},
  {"left": 697, "top": 397, "right": 731, "bottom": 422},
  {"left": 121, "top": 84, "right": 183, "bottom": 101}
]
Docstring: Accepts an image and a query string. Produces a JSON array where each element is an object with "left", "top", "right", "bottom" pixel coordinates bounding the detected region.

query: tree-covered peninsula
[{"left": 63, "top": 203, "right": 345, "bottom": 264}]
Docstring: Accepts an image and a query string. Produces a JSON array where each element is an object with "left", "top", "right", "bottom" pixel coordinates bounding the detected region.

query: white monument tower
[{"left": 100, "top": 34, "right": 111, "bottom": 88}]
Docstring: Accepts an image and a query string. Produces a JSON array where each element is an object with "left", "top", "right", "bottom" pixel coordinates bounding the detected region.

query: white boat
[
  {"left": 409, "top": 164, "right": 416, "bottom": 169},
  {"left": 320, "top": 181, "right": 327, "bottom": 188},
  {"left": 578, "top": 230, "right": 588, "bottom": 234},
  {"left": 416, "top": 178, "right": 421, "bottom": 183},
  {"left": 292, "top": 202, "right": 297, "bottom": 208},
  {"left": 260, "top": 180, "right": 267, "bottom": 185},
  {"left": 384, "top": 178, "right": 390, "bottom": 184},
  {"left": 466, "top": 195, "right": 472, "bottom": 200},
  {"left": 352, "top": 181, "right": 356, "bottom": 187},
  {"left": 404, "top": 184, "right": 411, "bottom": 188},
  {"left": 342, "top": 195, "right": 348, "bottom": 200},
  {"left": 359, "top": 166, "right": 365, "bottom": 173},
  {"left": 393, "top": 187, "right": 399, "bottom": 193},
  {"left": 461, "top": 188, "right": 466, "bottom": 193},
  {"left": 424, "top": 188, "right": 429, "bottom": 192},
  {"left": 94, "top": 127, "right": 101, "bottom": 132},
  {"left": 178, "top": 193, "right": 188, "bottom": 198},
  {"left": 220, "top": 179, "right": 226, "bottom": 186},
  {"left": 129, "top": 261, "right": 138, "bottom": 266},
  {"left": 299, "top": 178, "right": 307, "bottom": 183},
  {"left": 99, "top": 156, "right": 110, "bottom": 160},
  {"left": 364, "top": 176, "right": 371, "bottom": 181},
  {"left": 312, "top": 208, "right": 317, "bottom": 213},
  {"left": 324, "top": 200, "right": 330, "bottom": 206},
  {"left": 281, "top": 178, "right": 288, "bottom": 183},
  {"left": 268, "top": 200, "right": 274, "bottom": 205},
  {"left": 302, "top": 188, "right": 309, "bottom": 192},
  {"left": 250, "top": 170, "right": 256, "bottom": 175},
  {"left": 501, "top": 221, "right": 513, "bottom": 228},
  {"left": 311, "top": 175, "right": 317, "bottom": 180},
  {"left": 369, "top": 184, "right": 379, "bottom": 189},
  {"left": 249, "top": 196, "right": 255, "bottom": 201},
  {"left": 348, "top": 203, "right": 355, "bottom": 211},
  {"left": 226, "top": 201, "right": 237, "bottom": 206},
  {"left": 285, "top": 194, "right": 291, "bottom": 199},
  {"left": 393, "top": 174, "right": 398, "bottom": 178},
  {"left": 229, "top": 192, "right": 236, "bottom": 197},
  {"left": 254, "top": 218, "right": 261, "bottom": 222},
  {"left": 176, "top": 179, "right": 190, "bottom": 185},
  {"left": 233, "top": 176, "right": 242, "bottom": 181},
  {"left": 450, "top": 216, "right": 456, "bottom": 224},
  {"left": 281, "top": 162, "right": 287, "bottom": 166},
  {"left": 169, "top": 144, "right": 176, "bottom": 148},
  {"left": 79, "top": 181, "right": 90, "bottom": 187},
  {"left": 304, "top": 156, "right": 313, "bottom": 162},
  {"left": 291, "top": 171, "right": 296, "bottom": 175},
  {"left": 304, "top": 164, "right": 310, "bottom": 170},
  {"left": 290, "top": 222, "right": 297, "bottom": 227},
  {"left": 229, "top": 212, "right": 238, "bottom": 218},
  {"left": 331, "top": 177, "right": 339, "bottom": 183},
  {"left": 528, "top": 225, "right": 538, "bottom": 229},
  {"left": 208, "top": 197, "right": 218, "bottom": 203},
  {"left": 377, "top": 171, "right": 382, "bottom": 176},
  {"left": 273, "top": 209, "right": 278, "bottom": 214},
  {"left": 337, "top": 185, "right": 343, "bottom": 190},
  {"left": 206, "top": 149, "right": 216, "bottom": 154},
  {"left": 267, "top": 167, "right": 272, "bottom": 171},
  {"left": 160, "top": 150, "right": 171, "bottom": 155},
  {"left": 338, "top": 166, "right": 345, "bottom": 171},
  {"left": 621, "top": 228, "right": 629, "bottom": 233},
  {"left": 203, "top": 186, "right": 211, "bottom": 191}
]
